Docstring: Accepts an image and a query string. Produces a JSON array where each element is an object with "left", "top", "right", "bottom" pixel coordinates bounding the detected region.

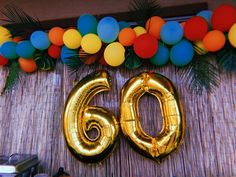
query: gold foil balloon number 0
[{"left": 63, "top": 70, "right": 185, "bottom": 163}]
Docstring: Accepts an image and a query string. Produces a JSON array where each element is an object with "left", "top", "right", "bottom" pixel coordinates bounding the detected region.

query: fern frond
[
  {"left": 129, "top": 0, "right": 161, "bottom": 25},
  {"left": 180, "top": 56, "right": 220, "bottom": 94},
  {"left": 1, "top": 61, "right": 21, "bottom": 94}
]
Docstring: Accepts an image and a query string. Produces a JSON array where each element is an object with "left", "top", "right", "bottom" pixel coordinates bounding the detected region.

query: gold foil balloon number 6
[
  {"left": 63, "top": 71, "right": 119, "bottom": 163},
  {"left": 63, "top": 70, "right": 185, "bottom": 163}
]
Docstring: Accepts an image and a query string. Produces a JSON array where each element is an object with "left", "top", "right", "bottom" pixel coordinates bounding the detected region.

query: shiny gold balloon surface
[
  {"left": 63, "top": 70, "right": 119, "bottom": 163},
  {"left": 120, "top": 72, "right": 185, "bottom": 162}
]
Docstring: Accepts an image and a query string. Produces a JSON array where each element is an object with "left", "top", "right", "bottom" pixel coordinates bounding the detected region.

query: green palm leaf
[
  {"left": 1, "top": 4, "right": 41, "bottom": 38},
  {"left": 180, "top": 56, "right": 220, "bottom": 94},
  {"left": 1, "top": 61, "right": 21, "bottom": 94},
  {"left": 216, "top": 42, "right": 236, "bottom": 72},
  {"left": 125, "top": 48, "right": 143, "bottom": 69},
  {"left": 34, "top": 51, "right": 56, "bottom": 71},
  {"left": 129, "top": 0, "right": 161, "bottom": 25},
  {"left": 65, "top": 55, "right": 83, "bottom": 76}
]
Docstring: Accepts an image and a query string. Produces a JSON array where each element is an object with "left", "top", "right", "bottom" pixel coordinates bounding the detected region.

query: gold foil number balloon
[
  {"left": 63, "top": 70, "right": 119, "bottom": 163},
  {"left": 120, "top": 72, "right": 185, "bottom": 162},
  {"left": 63, "top": 71, "right": 185, "bottom": 163}
]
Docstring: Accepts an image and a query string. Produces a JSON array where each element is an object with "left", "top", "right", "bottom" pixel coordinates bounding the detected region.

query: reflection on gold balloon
[
  {"left": 63, "top": 70, "right": 119, "bottom": 163},
  {"left": 120, "top": 72, "right": 185, "bottom": 162}
]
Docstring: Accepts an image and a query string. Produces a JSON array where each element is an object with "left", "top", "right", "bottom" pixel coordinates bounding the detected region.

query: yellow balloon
[
  {"left": 63, "top": 29, "right": 82, "bottom": 49},
  {"left": 133, "top": 26, "right": 147, "bottom": 37},
  {"left": 0, "top": 26, "right": 12, "bottom": 46},
  {"left": 229, "top": 23, "right": 236, "bottom": 48},
  {"left": 104, "top": 42, "right": 125, "bottom": 67},
  {"left": 81, "top": 34, "right": 102, "bottom": 54},
  {"left": 120, "top": 72, "right": 185, "bottom": 162},
  {"left": 63, "top": 70, "right": 119, "bottom": 163},
  {"left": 194, "top": 41, "right": 208, "bottom": 55}
]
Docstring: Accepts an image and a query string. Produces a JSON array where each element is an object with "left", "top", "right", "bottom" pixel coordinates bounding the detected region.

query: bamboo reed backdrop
[{"left": 0, "top": 1, "right": 235, "bottom": 176}]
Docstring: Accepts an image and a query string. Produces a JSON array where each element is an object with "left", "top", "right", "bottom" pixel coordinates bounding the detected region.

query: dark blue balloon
[
  {"left": 197, "top": 10, "right": 212, "bottom": 24},
  {"left": 61, "top": 46, "right": 78, "bottom": 64},
  {"left": 30, "top": 31, "right": 51, "bottom": 50},
  {"left": 16, "top": 40, "right": 35, "bottom": 59},
  {"left": 1, "top": 41, "right": 18, "bottom": 59},
  {"left": 170, "top": 40, "right": 194, "bottom": 67},
  {"left": 119, "top": 21, "right": 130, "bottom": 30},
  {"left": 150, "top": 42, "right": 169, "bottom": 66},
  {"left": 160, "top": 21, "right": 183, "bottom": 45},
  {"left": 97, "top": 17, "right": 120, "bottom": 43},
  {"left": 77, "top": 13, "right": 98, "bottom": 36}
]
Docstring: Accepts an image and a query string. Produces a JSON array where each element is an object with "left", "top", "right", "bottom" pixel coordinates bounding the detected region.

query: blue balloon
[
  {"left": 150, "top": 42, "right": 169, "bottom": 66},
  {"left": 1, "top": 41, "right": 18, "bottom": 59},
  {"left": 61, "top": 46, "right": 78, "bottom": 63},
  {"left": 170, "top": 40, "right": 194, "bottom": 67},
  {"left": 197, "top": 10, "right": 212, "bottom": 24},
  {"left": 77, "top": 13, "right": 98, "bottom": 36},
  {"left": 160, "top": 21, "right": 183, "bottom": 45},
  {"left": 30, "top": 31, "right": 51, "bottom": 50},
  {"left": 119, "top": 21, "right": 130, "bottom": 30},
  {"left": 97, "top": 17, "right": 120, "bottom": 43},
  {"left": 16, "top": 40, "right": 35, "bottom": 59}
]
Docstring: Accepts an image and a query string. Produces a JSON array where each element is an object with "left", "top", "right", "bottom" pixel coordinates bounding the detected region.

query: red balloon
[
  {"left": 184, "top": 16, "right": 208, "bottom": 41},
  {"left": 48, "top": 45, "right": 61, "bottom": 59},
  {"left": 0, "top": 55, "right": 8, "bottom": 66},
  {"left": 211, "top": 4, "right": 236, "bottom": 32},
  {"left": 133, "top": 34, "right": 158, "bottom": 59}
]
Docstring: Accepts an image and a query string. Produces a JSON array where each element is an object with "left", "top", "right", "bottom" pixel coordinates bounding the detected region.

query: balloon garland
[{"left": 0, "top": 3, "right": 236, "bottom": 93}]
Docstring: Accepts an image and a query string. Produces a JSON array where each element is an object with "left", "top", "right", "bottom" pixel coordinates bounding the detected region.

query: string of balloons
[{"left": 0, "top": 4, "right": 236, "bottom": 72}]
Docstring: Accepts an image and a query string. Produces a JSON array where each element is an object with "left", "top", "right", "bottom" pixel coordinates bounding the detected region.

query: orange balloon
[
  {"left": 203, "top": 30, "right": 226, "bottom": 52},
  {"left": 145, "top": 16, "right": 165, "bottom": 39},
  {"left": 49, "top": 27, "right": 65, "bottom": 46},
  {"left": 118, "top": 28, "right": 136, "bottom": 46},
  {"left": 18, "top": 58, "right": 37, "bottom": 73}
]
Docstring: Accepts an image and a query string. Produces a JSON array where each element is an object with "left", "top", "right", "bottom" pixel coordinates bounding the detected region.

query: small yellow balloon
[
  {"left": 0, "top": 26, "right": 12, "bottom": 46},
  {"left": 81, "top": 34, "right": 102, "bottom": 54},
  {"left": 229, "top": 23, "right": 236, "bottom": 48},
  {"left": 133, "top": 26, "right": 147, "bottom": 37},
  {"left": 194, "top": 41, "right": 208, "bottom": 55},
  {"left": 104, "top": 42, "right": 125, "bottom": 67},
  {"left": 63, "top": 29, "right": 82, "bottom": 49}
]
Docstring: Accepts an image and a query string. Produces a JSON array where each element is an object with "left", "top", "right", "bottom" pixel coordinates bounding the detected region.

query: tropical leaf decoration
[
  {"left": 1, "top": 61, "right": 21, "bottom": 94},
  {"left": 79, "top": 48, "right": 104, "bottom": 65},
  {"left": 0, "top": 4, "right": 41, "bottom": 38},
  {"left": 216, "top": 41, "right": 236, "bottom": 72},
  {"left": 62, "top": 54, "right": 83, "bottom": 75},
  {"left": 34, "top": 50, "right": 56, "bottom": 71},
  {"left": 180, "top": 56, "right": 220, "bottom": 94},
  {"left": 129, "top": 0, "right": 161, "bottom": 25},
  {"left": 125, "top": 48, "right": 143, "bottom": 69}
]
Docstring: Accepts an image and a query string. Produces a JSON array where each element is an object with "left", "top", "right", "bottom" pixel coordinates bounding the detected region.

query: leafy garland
[
  {"left": 216, "top": 41, "right": 236, "bottom": 72},
  {"left": 0, "top": 0, "right": 236, "bottom": 95},
  {"left": 2, "top": 61, "right": 21, "bottom": 94},
  {"left": 180, "top": 54, "right": 220, "bottom": 94}
]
